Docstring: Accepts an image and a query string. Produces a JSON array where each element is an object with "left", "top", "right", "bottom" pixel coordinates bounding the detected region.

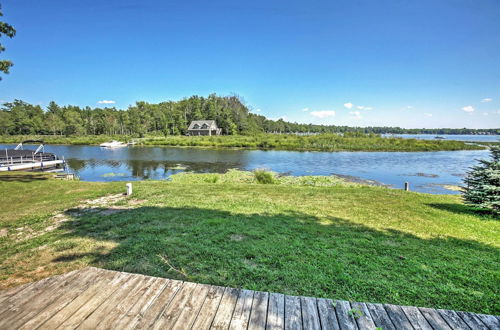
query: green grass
[
  {"left": 0, "top": 133, "right": 485, "bottom": 152},
  {"left": 0, "top": 172, "right": 498, "bottom": 314}
]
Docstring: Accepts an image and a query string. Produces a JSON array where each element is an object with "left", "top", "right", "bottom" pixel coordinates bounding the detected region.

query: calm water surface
[{"left": 1, "top": 143, "right": 489, "bottom": 194}]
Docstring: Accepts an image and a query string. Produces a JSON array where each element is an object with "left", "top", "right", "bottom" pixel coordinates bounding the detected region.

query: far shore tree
[{"left": 0, "top": 4, "right": 16, "bottom": 79}]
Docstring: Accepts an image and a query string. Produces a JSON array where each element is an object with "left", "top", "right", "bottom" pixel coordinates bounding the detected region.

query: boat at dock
[
  {"left": 0, "top": 140, "right": 66, "bottom": 172},
  {"left": 100, "top": 140, "right": 127, "bottom": 148}
]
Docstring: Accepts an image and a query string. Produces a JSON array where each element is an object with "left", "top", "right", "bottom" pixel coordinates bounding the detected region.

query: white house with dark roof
[{"left": 187, "top": 120, "right": 222, "bottom": 136}]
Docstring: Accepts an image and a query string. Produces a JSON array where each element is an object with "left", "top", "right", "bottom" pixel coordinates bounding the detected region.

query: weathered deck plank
[
  {"left": 55, "top": 272, "right": 132, "bottom": 329},
  {"left": 17, "top": 268, "right": 101, "bottom": 330},
  {"left": 132, "top": 278, "right": 184, "bottom": 329},
  {"left": 301, "top": 296, "right": 321, "bottom": 330},
  {"left": 77, "top": 274, "right": 144, "bottom": 329},
  {"left": 190, "top": 285, "right": 225, "bottom": 329},
  {"left": 335, "top": 300, "right": 358, "bottom": 330},
  {"left": 399, "top": 305, "right": 432, "bottom": 330},
  {"left": 229, "top": 289, "right": 254, "bottom": 329},
  {"left": 0, "top": 267, "right": 498, "bottom": 330},
  {"left": 109, "top": 277, "right": 168, "bottom": 329},
  {"left": 456, "top": 311, "right": 489, "bottom": 330},
  {"left": 384, "top": 304, "right": 413, "bottom": 330},
  {"left": 38, "top": 270, "right": 122, "bottom": 329},
  {"left": 284, "top": 295, "right": 302, "bottom": 330},
  {"left": 210, "top": 287, "right": 240, "bottom": 329},
  {"left": 317, "top": 298, "right": 340, "bottom": 330},
  {"left": 0, "top": 268, "right": 89, "bottom": 328},
  {"left": 418, "top": 307, "right": 452, "bottom": 330},
  {"left": 170, "top": 283, "right": 211, "bottom": 329},
  {"left": 152, "top": 281, "right": 198, "bottom": 329},
  {"left": 365, "top": 303, "right": 397, "bottom": 330},
  {"left": 95, "top": 276, "right": 159, "bottom": 329},
  {"left": 266, "top": 292, "right": 285, "bottom": 330},
  {"left": 474, "top": 313, "right": 500, "bottom": 329},
  {"left": 0, "top": 268, "right": 81, "bottom": 318},
  {"left": 437, "top": 309, "right": 472, "bottom": 330},
  {"left": 351, "top": 302, "right": 376, "bottom": 329},
  {"left": 248, "top": 291, "right": 269, "bottom": 330}
]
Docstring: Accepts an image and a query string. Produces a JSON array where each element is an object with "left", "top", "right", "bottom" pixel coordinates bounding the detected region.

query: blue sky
[{"left": 1, "top": 0, "right": 499, "bottom": 128}]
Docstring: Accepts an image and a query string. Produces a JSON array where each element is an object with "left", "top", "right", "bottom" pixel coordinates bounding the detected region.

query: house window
[
  {"left": 193, "top": 124, "right": 200, "bottom": 129},
  {"left": 201, "top": 124, "right": 208, "bottom": 129}
]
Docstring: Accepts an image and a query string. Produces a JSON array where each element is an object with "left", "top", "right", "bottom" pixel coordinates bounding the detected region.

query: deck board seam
[
  {"left": 455, "top": 310, "right": 479, "bottom": 330},
  {"left": 299, "top": 296, "right": 303, "bottom": 330},
  {"left": 263, "top": 291, "right": 271, "bottom": 330},
  {"left": 475, "top": 313, "right": 493, "bottom": 329},
  {"left": 384, "top": 304, "right": 412, "bottom": 330},
  {"left": 282, "top": 293, "right": 287, "bottom": 330}
]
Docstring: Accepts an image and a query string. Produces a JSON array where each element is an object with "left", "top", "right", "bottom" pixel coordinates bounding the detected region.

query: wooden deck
[{"left": 0, "top": 267, "right": 498, "bottom": 329}]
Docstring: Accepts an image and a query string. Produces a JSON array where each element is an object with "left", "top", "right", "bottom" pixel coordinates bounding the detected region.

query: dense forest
[{"left": 0, "top": 94, "right": 498, "bottom": 136}]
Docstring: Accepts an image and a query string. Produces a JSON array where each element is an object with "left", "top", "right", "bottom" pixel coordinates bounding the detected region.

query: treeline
[{"left": 0, "top": 94, "right": 498, "bottom": 136}]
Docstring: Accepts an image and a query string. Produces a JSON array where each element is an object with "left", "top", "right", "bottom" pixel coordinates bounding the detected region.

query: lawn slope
[{"left": 0, "top": 173, "right": 498, "bottom": 314}]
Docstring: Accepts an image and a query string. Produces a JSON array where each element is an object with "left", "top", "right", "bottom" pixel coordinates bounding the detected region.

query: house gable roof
[{"left": 188, "top": 120, "right": 217, "bottom": 130}]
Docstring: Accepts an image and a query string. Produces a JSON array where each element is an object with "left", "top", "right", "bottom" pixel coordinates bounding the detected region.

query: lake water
[
  {"left": 1, "top": 143, "right": 490, "bottom": 194},
  {"left": 384, "top": 134, "right": 499, "bottom": 142}
]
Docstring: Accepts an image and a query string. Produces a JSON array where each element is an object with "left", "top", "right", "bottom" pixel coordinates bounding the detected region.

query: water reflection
[{"left": 0, "top": 144, "right": 488, "bottom": 194}]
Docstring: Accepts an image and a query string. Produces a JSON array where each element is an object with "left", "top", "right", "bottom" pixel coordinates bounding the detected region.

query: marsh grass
[
  {"left": 253, "top": 169, "right": 276, "bottom": 184},
  {"left": 169, "top": 169, "right": 352, "bottom": 187},
  {"left": 0, "top": 133, "right": 485, "bottom": 152}
]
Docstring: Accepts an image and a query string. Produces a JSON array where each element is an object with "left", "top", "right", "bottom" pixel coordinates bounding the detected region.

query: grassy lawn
[{"left": 0, "top": 172, "right": 498, "bottom": 314}]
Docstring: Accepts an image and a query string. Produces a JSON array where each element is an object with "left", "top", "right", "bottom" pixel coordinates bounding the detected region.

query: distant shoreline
[{"left": 0, "top": 134, "right": 488, "bottom": 152}]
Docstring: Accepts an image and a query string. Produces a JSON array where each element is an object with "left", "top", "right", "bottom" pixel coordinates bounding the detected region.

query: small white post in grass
[
  {"left": 126, "top": 183, "right": 133, "bottom": 196},
  {"left": 404, "top": 182, "right": 410, "bottom": 191}
]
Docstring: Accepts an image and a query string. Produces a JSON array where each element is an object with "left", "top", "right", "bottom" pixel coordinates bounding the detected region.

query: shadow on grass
[
  {"left": 55, "top": 205, "right": 498, "bottom": 314},
  {"left": 427, "top": 203, "right": 498, "bottom": 219},
  {"left": 0, "top": 173, "right": 51, "bottom": 182}
]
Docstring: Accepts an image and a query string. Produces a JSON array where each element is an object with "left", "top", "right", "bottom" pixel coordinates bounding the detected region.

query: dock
[
  {"left": 1, "top": 140, "right": 65, "bottom": 172},
  {"left": 0, "top": 267, "right": 498, "bottom": 329}
]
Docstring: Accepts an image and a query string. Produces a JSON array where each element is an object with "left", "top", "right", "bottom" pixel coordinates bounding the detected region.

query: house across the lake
[{"left": 187, "top": 120, "right": 222, "bottom": 136}]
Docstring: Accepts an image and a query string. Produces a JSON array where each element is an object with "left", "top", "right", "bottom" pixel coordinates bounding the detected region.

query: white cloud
[
  {"left": 481, "top": 98, "right": 492, "bottom": 103},
  {"left": 424, "top": 113, "right": 433, "bottom": 117},
  {"left": 310, "top": 110, "right": 336, "bottom": 118},
  {"left": 364, "top": 107, "right": 373, "bottom": 110},
  {"left": 98, "top": 100, "right": 116, "bottom": 104},
  {"left": 356, "top": 105, "right": 365, "bottom": 110},
  {"left": 349, "top": 111, "right": 362, "bottom": 119},
  {"left": 343, "top": 102, "right": 353, "bottom": 109},
  {"left": 302, "top": 107, "right": 309, "bottom": 112},
  {"left": 254, "top": 108, "right": 261, "bottom": 112},
  {"left": 482, "top": 112, "right": 489, "bottom": 116},
  {"left": 405, "top": 106, "right": 413, "bottom": 110},
  {"left": 461, "top": 105, "right": 474, "bottom": 112},
  {"left": 496, "top": 110, "right": 500, "bottom": 114}
]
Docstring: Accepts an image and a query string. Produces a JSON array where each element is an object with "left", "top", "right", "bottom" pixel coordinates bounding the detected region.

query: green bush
[
  {"left": 253, "top": 169, "right": 276, "bottom": 184},
  {"left": 462, "top": 146, "right": 500, "bottom": 214}
]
